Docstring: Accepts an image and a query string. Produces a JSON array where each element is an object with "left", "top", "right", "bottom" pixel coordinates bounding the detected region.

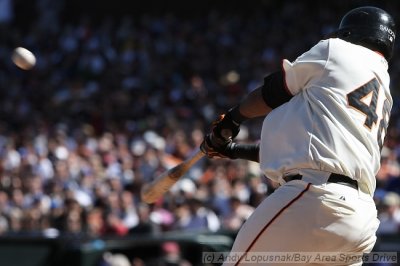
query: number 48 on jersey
[{"left": 347, "top": 78, "right": 391, "bottom": 151}]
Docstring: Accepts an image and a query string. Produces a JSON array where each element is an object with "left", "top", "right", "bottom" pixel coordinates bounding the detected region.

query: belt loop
[
  {"left": 298, "top": 169, "right": 331, "bottom": 185},
  {"left": 278, "top": 176, "right": 287, "bottom": 186}
]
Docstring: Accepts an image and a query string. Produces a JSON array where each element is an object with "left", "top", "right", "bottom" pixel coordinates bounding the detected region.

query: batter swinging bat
[{"left": 141, "top": 150, "right": 204, "bottom": 203}]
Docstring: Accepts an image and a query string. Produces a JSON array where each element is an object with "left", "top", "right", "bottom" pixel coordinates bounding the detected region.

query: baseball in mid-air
[{"left": 11, "top": 47, "right": 36, "bottom": 70}]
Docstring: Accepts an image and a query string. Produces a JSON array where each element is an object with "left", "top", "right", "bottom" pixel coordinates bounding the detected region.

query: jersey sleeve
[{"left": 283, "top": 39, "right": 330, "bottom": 95}]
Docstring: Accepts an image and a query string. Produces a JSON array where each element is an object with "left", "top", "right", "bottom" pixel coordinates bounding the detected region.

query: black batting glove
[
  {"left": 201, "top": 106, "right": 248, "bottom": 159},
  {"left": 200, "top": 134, "right": 237, "bottom": 159},
  {"left": 211, "top": 112, "right": 241, "bottom": 143},
  {"left": 212, "top": 106, "right": 248, "bottom": 142}
]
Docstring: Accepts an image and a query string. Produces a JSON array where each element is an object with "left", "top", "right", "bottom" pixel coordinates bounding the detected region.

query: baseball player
[{"left": 201, "top": 6, "right": 396, "bottom": 266}]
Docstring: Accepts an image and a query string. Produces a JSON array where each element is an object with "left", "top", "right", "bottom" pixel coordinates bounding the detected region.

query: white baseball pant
[{"left": 223, "top": 177, "right": 379, "bottom": 266}]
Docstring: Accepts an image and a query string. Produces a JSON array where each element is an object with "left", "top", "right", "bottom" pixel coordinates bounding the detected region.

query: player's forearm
[
  {"left": 239, "top": 87, "right": 272, "bottom": 118},
  {"left": 230, "top": 87, "right": 272, "bottom": 122},
  {"left": 236, "top": 69, "right": 294, "bottom": 120}
]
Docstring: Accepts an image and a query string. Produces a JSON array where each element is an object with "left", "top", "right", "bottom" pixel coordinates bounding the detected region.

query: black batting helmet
[{"left": 335, "top": 6, "right": 396, "bottom": 60}]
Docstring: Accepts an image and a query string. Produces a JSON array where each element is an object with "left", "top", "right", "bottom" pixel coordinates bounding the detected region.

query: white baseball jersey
[{"left": 259, "top": 38, "right": 392, "bottom": 196}]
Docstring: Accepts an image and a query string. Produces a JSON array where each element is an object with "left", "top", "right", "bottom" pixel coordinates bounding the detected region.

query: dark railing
[{"left": 0, "top": 231, "right": 398, "bottom": 266}]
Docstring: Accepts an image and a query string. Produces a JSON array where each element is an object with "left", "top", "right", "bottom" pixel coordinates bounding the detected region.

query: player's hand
[
  {"left": 211, "top": 113, "right": 241, "bottom": 143},
  {"left": 200, "top": 134, "right": 237, "bottom": 159}
]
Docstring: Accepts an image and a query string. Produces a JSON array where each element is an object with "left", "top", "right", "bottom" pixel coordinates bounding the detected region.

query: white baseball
[{"left": 11, "top": 47, "right": 36, "bottom": 70}]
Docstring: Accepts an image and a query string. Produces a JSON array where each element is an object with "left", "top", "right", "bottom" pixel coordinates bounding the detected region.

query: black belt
[{"left": 284, "top": 173, "right": 358, "bottom": 190}]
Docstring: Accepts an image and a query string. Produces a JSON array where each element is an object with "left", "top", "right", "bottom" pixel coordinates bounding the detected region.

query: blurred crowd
[{"left": 0, "top": 0, "right": 399, "bottom": 243}]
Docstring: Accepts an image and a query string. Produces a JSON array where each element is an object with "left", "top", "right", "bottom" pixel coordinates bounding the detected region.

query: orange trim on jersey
[
  {"left": 234, "top": 183, "right": 312, "bottom": 266},
  {"left": 374, "top": 51, "right": 385, "bottom": 58},
  {"left": 281, "top": 60, "right": 293, "bottom": 96}
]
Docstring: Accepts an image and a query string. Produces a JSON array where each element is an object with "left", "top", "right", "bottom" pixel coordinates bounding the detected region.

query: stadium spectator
[{"left": 377, "top": 192, "right": 400, "bottom": 234}]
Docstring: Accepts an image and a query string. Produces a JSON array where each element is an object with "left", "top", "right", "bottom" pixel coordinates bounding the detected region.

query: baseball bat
[{"left": 141, "top": 150, "right": 204, "bottom": 203}]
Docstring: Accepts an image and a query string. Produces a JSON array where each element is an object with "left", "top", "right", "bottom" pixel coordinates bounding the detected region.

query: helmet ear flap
[
  {"left": 326, "top": 29, "right": 350, "bottom": 39},
  {"left": 336, "top": 30, "right": 351, "bottom": 39},
  {"left": 341, "top": 31, "right": 351, "bottom": 38}
]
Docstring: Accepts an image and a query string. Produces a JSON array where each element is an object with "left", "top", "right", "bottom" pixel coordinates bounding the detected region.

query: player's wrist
[
  {"left": 230, "top": 143, "right": 259, "bottom": 162},
  {"left": 228, "top": 105, "right": 248, "bottom": 125},
  {"left": 224, "top": 142, "right": 238, "bottom": 159}
]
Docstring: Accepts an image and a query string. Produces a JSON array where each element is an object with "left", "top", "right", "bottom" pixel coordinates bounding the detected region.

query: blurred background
[{"left": 0, "top": 0, "right": 400, "bottom": 265}]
